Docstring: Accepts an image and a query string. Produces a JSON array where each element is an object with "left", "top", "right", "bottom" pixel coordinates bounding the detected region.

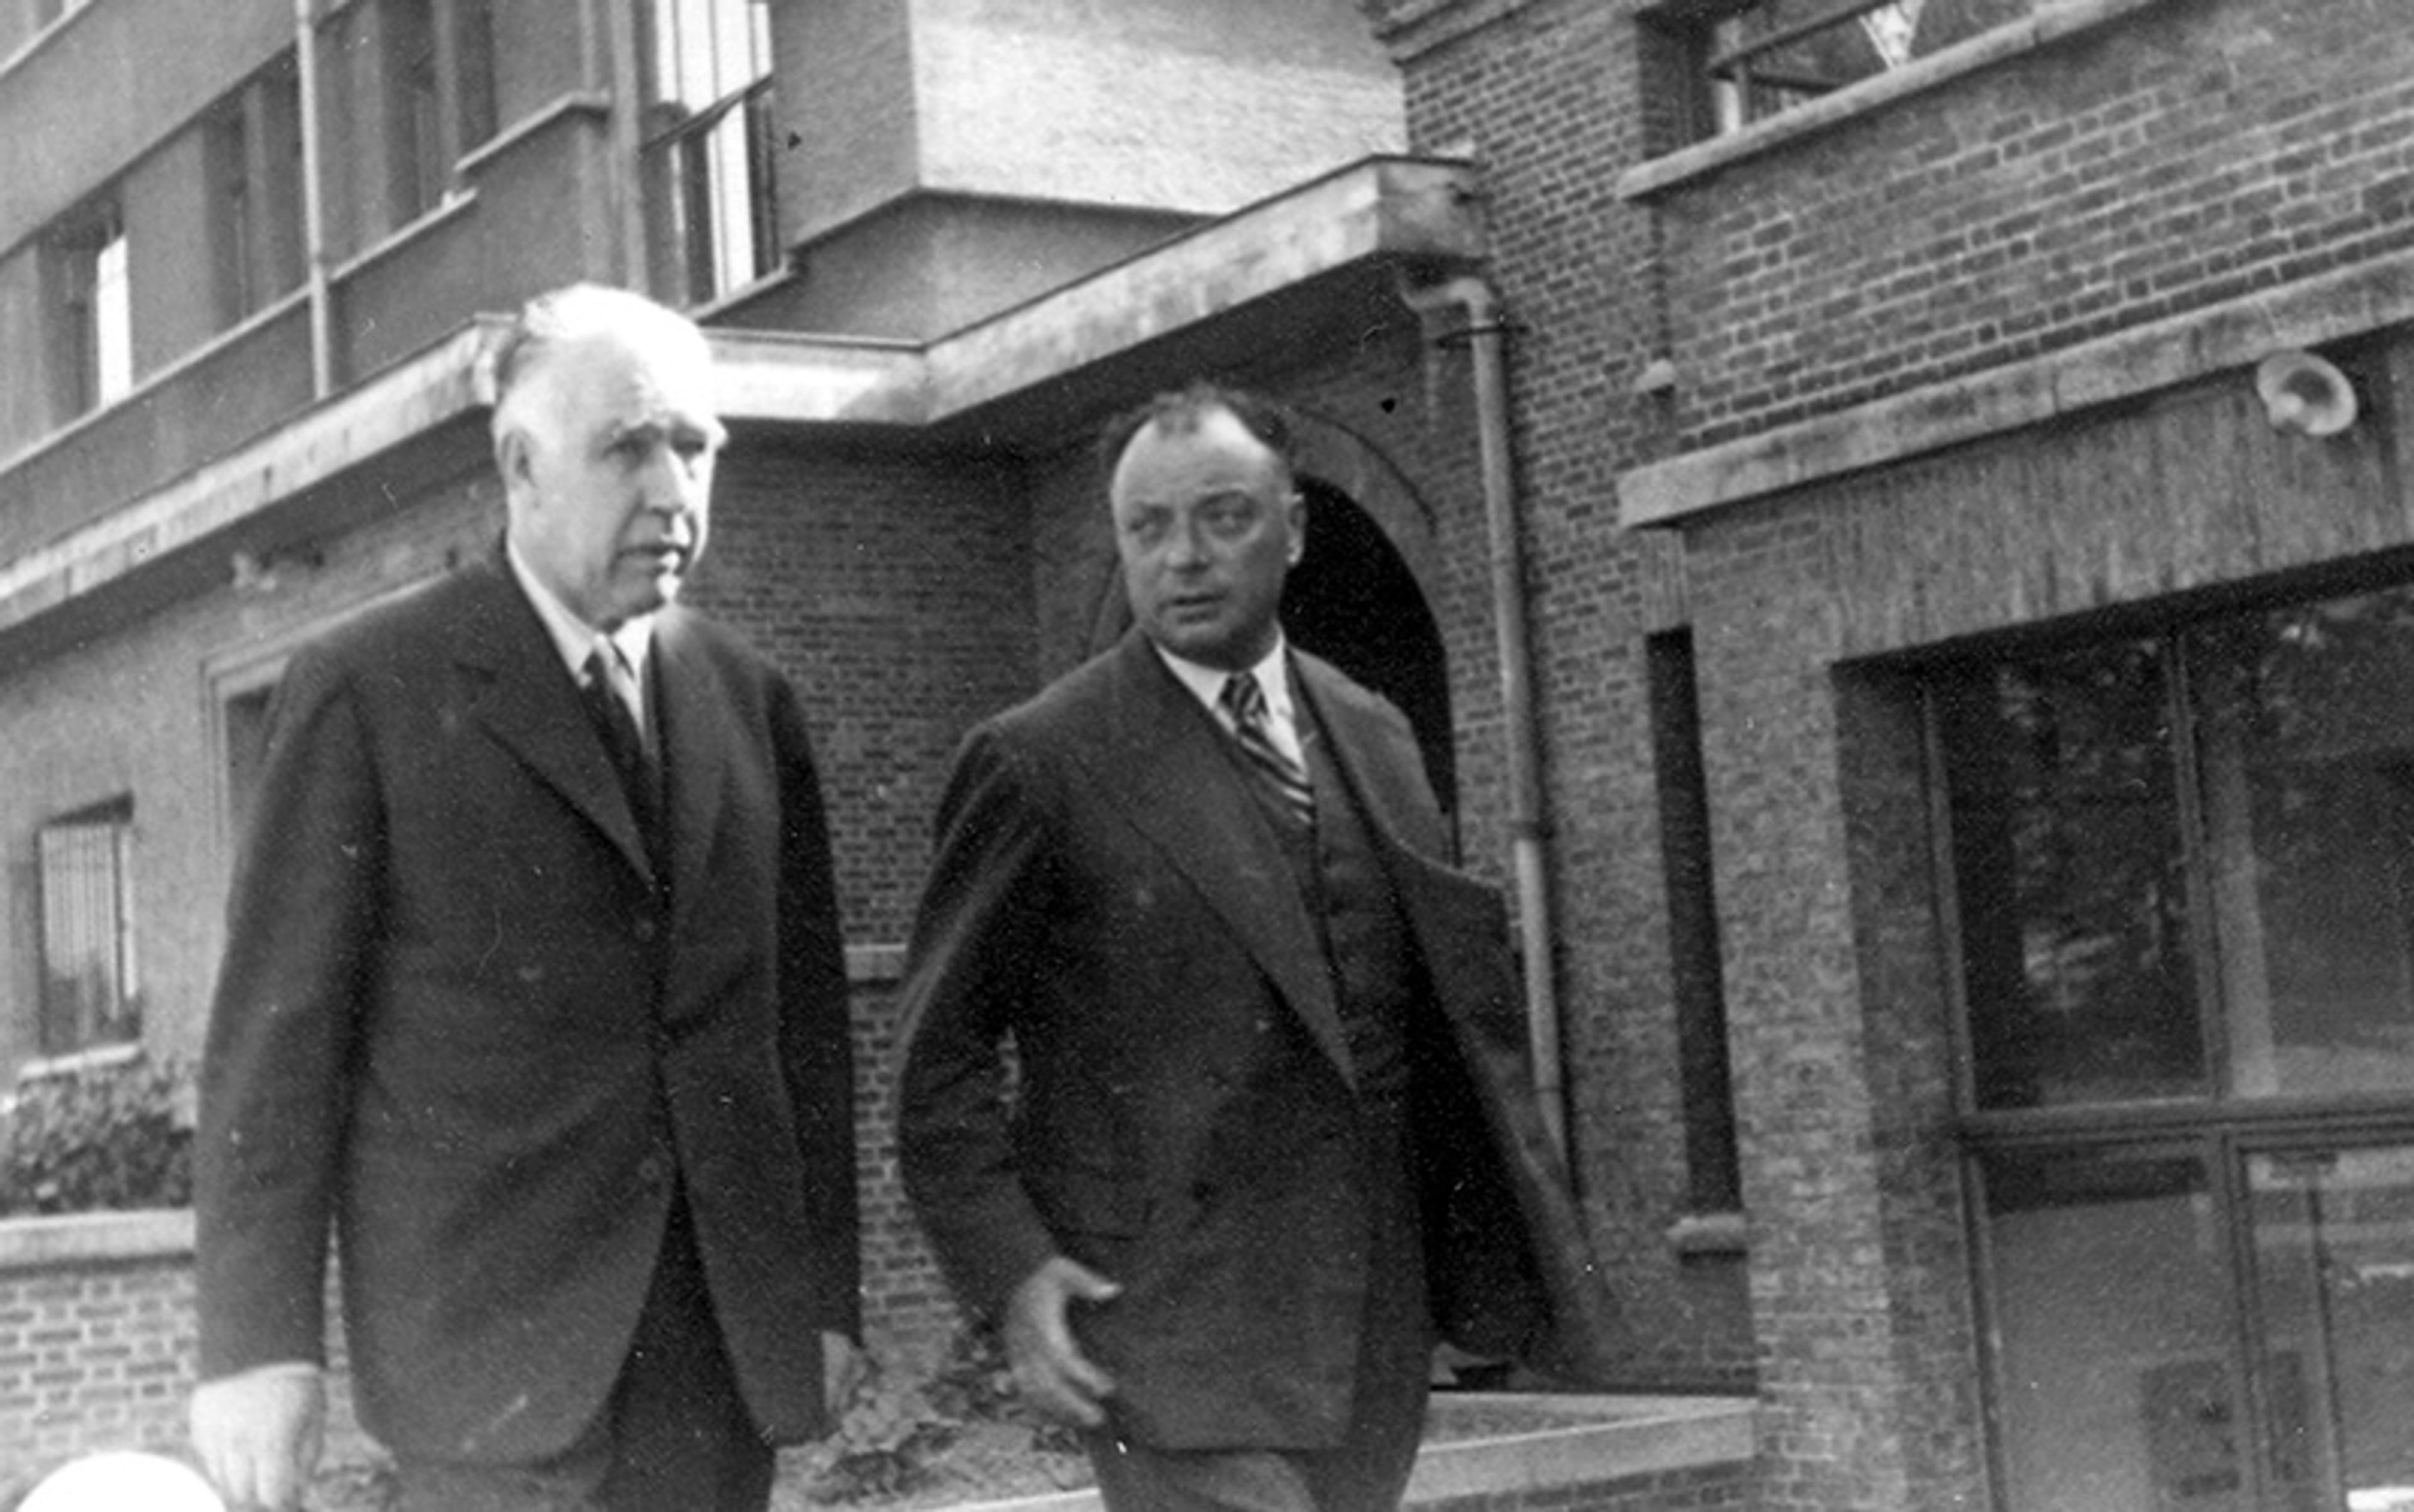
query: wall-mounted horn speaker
[{"left": 2256, "top": 350, "right": 2359, "bottom": 437}]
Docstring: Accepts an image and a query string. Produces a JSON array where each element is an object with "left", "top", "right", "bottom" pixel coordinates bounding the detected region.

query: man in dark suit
[
  {"left": 896, "top": 383, "right": 1619, "bottom": 1512},
  {"left": 188, "top": 284, "right": 861, "bottom": 1512}
]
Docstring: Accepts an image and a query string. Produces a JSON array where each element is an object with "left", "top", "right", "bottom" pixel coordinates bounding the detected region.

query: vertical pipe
[
  {"left": 604, "top": 0, "right": 651, "bottom": 292},
  {"left": 1402, "top": 273, "right": 1570, "bottom": 1162},
  {"left": 293, "top": 0, "right": 333, "bottom": 395}
]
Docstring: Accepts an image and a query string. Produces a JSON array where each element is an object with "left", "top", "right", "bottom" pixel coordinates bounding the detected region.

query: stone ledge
[
  {"left": 937, "top": 1393, "right": 1758, "bottom": 1511},
  {"left": 0, "top": 1207, "right": 193, "bottom": 1272},
  {"left": 1618, "top": 245, "right": 2414, "bottom": 529}
]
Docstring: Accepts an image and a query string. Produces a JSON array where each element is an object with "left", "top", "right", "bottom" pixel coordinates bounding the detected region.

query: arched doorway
[{"left": 1282, "top": 479, "right": 1456, "bottom": 820}]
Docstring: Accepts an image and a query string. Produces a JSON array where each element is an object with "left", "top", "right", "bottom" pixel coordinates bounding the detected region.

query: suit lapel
[
  {"left": 651, "top": 612, "right": 728, "bottom": 923},
  {"left": 1069, "top": 634, "right": 1354, "bottom": 1087},
  {"left": 1290, "top": 654, "right": 1448, "bottom": 864},
  {"left": 449, "top": 556, "right": 654, "bottom": 881}
]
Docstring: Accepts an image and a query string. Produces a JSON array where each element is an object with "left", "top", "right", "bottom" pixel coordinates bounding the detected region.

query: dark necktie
[
  {"left": 1220, "top": 671, "right": 1314, "bottom": 828},
  {"left": 581, "top": 645, "right": 658, "bottom": 851}
]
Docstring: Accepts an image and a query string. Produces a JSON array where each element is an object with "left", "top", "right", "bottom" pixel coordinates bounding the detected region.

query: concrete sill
[
  {"left": 942, "top": 1393, "right": 1758, "bottom": 1511},
  {"left": 0, "top": 1206, "right": 192, "bottom": 1271}
]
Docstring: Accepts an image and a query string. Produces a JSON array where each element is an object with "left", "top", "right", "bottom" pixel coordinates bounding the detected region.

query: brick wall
[
  {"left": 0, "top": 1211, "right": 374, "bottom": 1491},
  {"left": 1366, "top": 0, "right": 1756, "bottom": 1393},
  {"left": 0, "top": 1214, "right": 196, "bottom": 1476},
  {"left": 1644, "top": 89, "right": 2414, "bottom": 1512},
  {"left": 1636, "top": 0, "right": 2414, "bottom": 448}
]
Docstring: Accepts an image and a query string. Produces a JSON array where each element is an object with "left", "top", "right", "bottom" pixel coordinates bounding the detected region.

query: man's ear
[
  {"left": 1284, "top": 490, "right": 1306, "bottom": 566},
  {"left": 495, "top": 424, "right": 537, "bottom": 502}
]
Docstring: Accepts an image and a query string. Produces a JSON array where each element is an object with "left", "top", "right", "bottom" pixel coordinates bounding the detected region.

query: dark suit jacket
[
  {"left": 896, "top": 631, "right": 1621, "bottom": 1450},
  {"left": 194, "top": 549, "right": 859, "bottom": 1463}
]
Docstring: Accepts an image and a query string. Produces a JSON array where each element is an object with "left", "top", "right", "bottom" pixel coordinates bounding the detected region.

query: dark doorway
[{"left": 1282, "top": 480, "right": 1457, "bottom": 821}]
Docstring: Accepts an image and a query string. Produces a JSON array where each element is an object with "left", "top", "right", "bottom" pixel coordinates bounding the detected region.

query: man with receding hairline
[
  {"left": 896, "top": 381, "right": 1620, "bottom": 1512},
  {"left": 190, "top": 284, "right": 861, "bottom": 1512}
]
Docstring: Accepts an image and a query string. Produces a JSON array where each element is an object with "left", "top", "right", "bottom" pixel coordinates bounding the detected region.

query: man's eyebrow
[{"left": 605, "top": 413, "right": 728, "bottom": 448}]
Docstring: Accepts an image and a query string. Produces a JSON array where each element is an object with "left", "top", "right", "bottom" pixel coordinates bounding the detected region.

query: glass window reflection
[
  {"left": 2195, "top": 590, "right": 2414, "bottom": 1099},
  {"left": 1939, "top": 641, "right": 2205, "bottom": 1108}
]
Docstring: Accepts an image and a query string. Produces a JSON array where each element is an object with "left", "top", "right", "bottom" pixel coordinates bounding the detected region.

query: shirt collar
[
  {"left": 1153, "top": 635, "right": 1293, "bottom": 729},
  {"left": 506, "top": 538, "right": 654, "bottom": 687}
]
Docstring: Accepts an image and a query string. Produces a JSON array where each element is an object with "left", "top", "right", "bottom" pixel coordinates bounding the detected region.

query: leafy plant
[
  {"left": 922, "top": 1322, "right": 1086, "bottom": 1460},
  {"left": 0, "top": 1053, "right": 194, "bottom": 1217},
  {"left": 805, "top": 1362, "right": 957, "bottom": 1503},
  {"left": 798, "top": 1321, "right": 1090, "bottom": 1505}
]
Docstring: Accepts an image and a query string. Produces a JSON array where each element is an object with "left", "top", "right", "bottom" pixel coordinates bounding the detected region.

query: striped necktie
[{"left": 1220, "top": 671, "right": 1314, "bottom": 828}]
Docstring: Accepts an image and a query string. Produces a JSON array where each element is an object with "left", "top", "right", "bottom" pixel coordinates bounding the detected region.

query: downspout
[
  {"left": 1400, "top": 273, "right": 1570, "bottom": 1162},
  {"left": 294, "top": 0, "right": 333, "bottom": 397},
  {"left": 602, "top": 0, "right": 651, "bottom": 292}
]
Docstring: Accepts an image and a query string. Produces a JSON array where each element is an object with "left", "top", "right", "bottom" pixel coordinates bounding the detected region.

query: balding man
[{"left": 190, "top": 284, "right": 861, "bottom": 1512}]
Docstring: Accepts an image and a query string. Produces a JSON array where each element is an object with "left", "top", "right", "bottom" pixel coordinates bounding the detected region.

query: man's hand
[
  {"left": 1003, "top": 1255, "right": 1122, "bottom": 1428},
  {"left": 190, "top": 1367, "right": 325, "bottom": 1512}
]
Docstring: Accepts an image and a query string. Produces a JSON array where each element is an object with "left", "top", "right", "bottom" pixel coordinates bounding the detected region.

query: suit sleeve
[
  {"left": 194, "top": 646, "right": 382, "bottom": 1379},
  {"left": 893, "top": 725, "right": 1064, "bottom": 1318},
  {"left": 769, "top": 673, "right": 863, "bottom": 1340}
]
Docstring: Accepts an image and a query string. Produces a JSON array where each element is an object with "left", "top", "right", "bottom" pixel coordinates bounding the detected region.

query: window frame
[
  {"left": 35, "top": 797, "right": 139, "bottom": 1058},
  {"left": 1929, "top": 564, "right": 2414, "bottom": 1510},
  {"left": 639, "top": 0, "right": 780, "bottom": 307},
  {"left": 204, "top": 51, "right": 307, "bottom": 329},
  {"left": 43, "top": 192, "right": 131, "bottom": 420},
  {"left": 1648, "top": 0, "right": 2036, "bottom": 145},
  {"left": 377, "top": 0, "right": 496, "bottom": 229}
]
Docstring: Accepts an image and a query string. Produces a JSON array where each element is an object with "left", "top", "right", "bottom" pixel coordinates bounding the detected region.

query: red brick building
[{"left": 4, "top": 0, "right": 2413, "bottom": 1506}]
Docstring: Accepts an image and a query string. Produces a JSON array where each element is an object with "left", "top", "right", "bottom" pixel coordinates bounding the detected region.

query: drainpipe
[
  {"left": 1400, "top": 273, "right": 1570, "bottom": 1163},
  {"left": 294, "top": 0, "right": 333, "bottom": 396},
  {"left": 602, "top": 0, "right": 651, "bottom": 292}
]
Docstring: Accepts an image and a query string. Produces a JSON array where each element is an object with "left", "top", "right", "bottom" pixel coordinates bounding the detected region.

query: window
[
  {"left": 205, "top": 53, "right": 306, "bottom": 327},
  {"left": 222, "top": 682, "right": 277, "bottom": 849},
  {"left": 37, "top": 799, "right": 138, "bottom": 1056},
  {"left": 641, "top": 0, "right": 779, "bottom": 305},
  {"left": 47, "top": 196, "right": 131, "bottom": 418},
  {"left": 1936, "top": 579, "right": 2414, "bottom": 1510},
  {"left": 1652, "top": 0, "right": 2034, "bottom": 141},
  {"left": 1650, "top": 630, "right": 1741, "bottom": 1214},
  {"left": 380, "top": 0, "right": 495, "bottom": 226}
]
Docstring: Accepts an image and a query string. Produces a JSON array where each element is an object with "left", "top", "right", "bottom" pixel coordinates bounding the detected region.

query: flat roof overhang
[{"left": 0, "top": 154, "right": 1483, "bottom": 673}]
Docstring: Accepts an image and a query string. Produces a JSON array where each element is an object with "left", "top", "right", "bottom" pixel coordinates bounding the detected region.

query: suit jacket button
[
  {"left": 633, "top": 917, "right": 659, "bottom": 943},
  {"left": 636, "top": 1154, "right": 669, "bottom": 1187}
]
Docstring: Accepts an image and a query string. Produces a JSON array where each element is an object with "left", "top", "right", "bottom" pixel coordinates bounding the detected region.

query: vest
[{"left": 1228, "top": 688, "right": 1418, "bottom": 1102}]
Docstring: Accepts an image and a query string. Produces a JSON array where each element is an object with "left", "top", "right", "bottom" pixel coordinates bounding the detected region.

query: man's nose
[
  {"left": 636, "top": 449, "right": 705, "bottom": 516},
  {"left": 1164, "top": 517, "right": 1209, "bottom": 568}
]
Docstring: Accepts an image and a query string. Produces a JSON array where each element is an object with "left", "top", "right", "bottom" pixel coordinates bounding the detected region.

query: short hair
[
  {"left": 485, "top": 283, "right": 708, "bottom": 439},
  {"left": 1097, "top": 380, "right": 1300, "bottom": 493}
]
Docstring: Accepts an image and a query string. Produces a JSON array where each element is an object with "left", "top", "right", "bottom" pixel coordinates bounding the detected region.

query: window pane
[
  {"left": 644, "top": 0, "right": 775, "bottom": 304},
  {"left": 1939, "top": 640, "right": 2205, "bottom": 1107},
  {"left": 1702, "top": 0, "right": 2035, "bottom": 137},
  {"left": 2249, "top": 1146, "right": 2414, "bottom": 1511},
  {"left": 92, "top": 221, "right": 131, "bottom": 404},
  {"left": 1983, "top": 1149, "right": 2239, "bottom": 1510},
  {"left": 2193, "top": 589, "right": 2414, "bottom": 1099},
  {"left": 38, "top": 807, "right": 138, "bottom": 1054}
]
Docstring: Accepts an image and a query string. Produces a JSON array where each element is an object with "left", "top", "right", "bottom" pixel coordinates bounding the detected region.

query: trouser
[{"left": 394, "top": 1194, "right": 774, "bottom": 1512}]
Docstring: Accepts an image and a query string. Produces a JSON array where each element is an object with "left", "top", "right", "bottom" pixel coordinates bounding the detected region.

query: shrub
[
  {"left": 0, "top": 1053, "right": 194, "bottom": 1217},
  {"left": 798, "top": 1322, "right": 1089, "bottom": 1505}
]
